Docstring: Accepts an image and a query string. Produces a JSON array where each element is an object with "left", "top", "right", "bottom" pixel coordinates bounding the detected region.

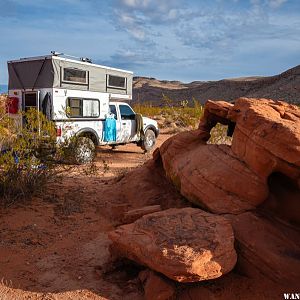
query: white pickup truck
[
  {"left": 7, "top": 53, "right": 159, "bottom": 164},
  {"left": 55, "top": 100, "right": 159, "bottom": 163}
]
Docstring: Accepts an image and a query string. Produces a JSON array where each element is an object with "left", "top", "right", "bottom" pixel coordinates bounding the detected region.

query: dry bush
[
  {"left": 134, "top": 96, "right": 232, "bottom": 144},
  {"left": 208, "top": 124, "right": 232, "bottom": 145},
  {"left": 0, "top": 95, "right": 14, "bottom": 148},
  {"left": 134, "top": 96, "right": 204, "bottom": 130},
  {"left": 0, "top": 105, "right": 58, "bottom": 206}
]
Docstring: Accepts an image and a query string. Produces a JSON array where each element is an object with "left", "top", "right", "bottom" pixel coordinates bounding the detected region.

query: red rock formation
[
  {"left": 109, "top": 98, "right": 300, "bottom": 294},
  {"left": 229, "top": 98, "right": 300, "bottom": 182},
  {"left": 139, "top": 269, "right": 175, "bottom": 300},
  {"left": 109, "top": 208, "right": 237, "bottom": 282},
  {"left": 198, "top": 100, "right": 233, "bottom": 141},
  {"left": 159, "top": 98, "right": 300, "bottom": 214},
  {"left": 122, "top": 205, "right": 162, "bottom": 224},
  {"left": 226, "top": 212, "right": 300, "bottom": 286},
  {"left": 156, "top": 98, "right": 300, "bottom": 290},
  {"left": 159, "top": 133, "right": 268, "bottom": 214}
]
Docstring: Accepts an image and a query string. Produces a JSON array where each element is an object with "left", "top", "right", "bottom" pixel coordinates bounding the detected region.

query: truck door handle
[{"left": 122, "top": 122, "right": 126, "bottom": 125}]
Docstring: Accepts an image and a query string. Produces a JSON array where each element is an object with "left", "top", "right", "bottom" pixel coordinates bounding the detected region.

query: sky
[{"left": 0, "top": 0, "right": 299, "bottom": 84}]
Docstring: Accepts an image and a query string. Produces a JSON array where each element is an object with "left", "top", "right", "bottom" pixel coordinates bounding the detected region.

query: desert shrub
[
  {"left": 208, "top": 124, "right": 232, "bottom": 145},
  {"left": 133, "top": 103, "right": 161, "bottom": 117},
  {"left": 0, "top": 105, "right": 57, "bottom": 205},
  {"left": 133, "top": 96, "right": 204, "bottom": 129},
  {"left": 133, "top": 96, "right": 231, "bottom": 144}
]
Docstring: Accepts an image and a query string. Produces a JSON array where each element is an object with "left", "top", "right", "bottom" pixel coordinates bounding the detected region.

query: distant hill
[
  {"left": 0, "top": 84, "right": 8, "bottom": 94},
  {"left": 133, "top": 65, "right": 300, "bottom": 105}
]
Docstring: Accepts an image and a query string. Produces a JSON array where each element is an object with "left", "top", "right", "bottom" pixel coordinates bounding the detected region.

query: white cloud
[
  {"left": 121, "top": 0, "right": 151, "bottom": 8},
  {"left": 112, "top": 0, "right": 185, "bottom": 41},
  {"left": 267, "top": 0, "right": 288, "bottom": 8}
]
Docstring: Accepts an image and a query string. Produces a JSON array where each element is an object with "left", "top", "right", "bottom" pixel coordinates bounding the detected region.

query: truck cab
[{"left": 108, "top": 102, "right": 158, "bottom": 147}]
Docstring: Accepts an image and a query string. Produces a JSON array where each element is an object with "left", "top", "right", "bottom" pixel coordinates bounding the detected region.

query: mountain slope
[{"left": 133, "top": 65, "right": 300, "bottom": 105}]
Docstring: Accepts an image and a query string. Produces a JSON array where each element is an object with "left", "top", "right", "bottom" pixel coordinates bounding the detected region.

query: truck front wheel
[{"left": 141, "top": 129, "right": 156, "bottom": 152}]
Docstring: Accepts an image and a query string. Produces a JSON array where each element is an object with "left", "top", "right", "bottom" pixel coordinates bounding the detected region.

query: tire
[
  {"left": 74, "top": 136, "right": 96, "bottom": 164},
  {"left": 141, "top": 129, "right": 156, "bottom": 152}
]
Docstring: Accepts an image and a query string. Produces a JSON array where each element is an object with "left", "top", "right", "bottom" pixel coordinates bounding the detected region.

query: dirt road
[{"left": 91, "top": 134, "right": 172, "bottom": 177}]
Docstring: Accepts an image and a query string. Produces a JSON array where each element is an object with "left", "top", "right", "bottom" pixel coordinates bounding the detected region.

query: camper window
[
  {"left": 67, "top": 98, "right": 99, "bottom": 118},
  {"left": 63, "top": 68, "right": 88, "bottom": 85},
  {"left": 107, "top": 75, "right": 126, "bottom": 89}
]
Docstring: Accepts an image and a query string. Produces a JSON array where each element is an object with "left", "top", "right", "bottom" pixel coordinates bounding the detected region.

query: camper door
[{"left": 23, "top": 91, "right": 40, "bottom": 113}]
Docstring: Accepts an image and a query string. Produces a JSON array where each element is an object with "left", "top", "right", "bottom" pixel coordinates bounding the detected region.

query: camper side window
[
  {"left": 107, "top": 75, "right": 126, "bottom": 89},
  {"left": 63, "top": 68, "right": 88, "bottom": 85},
  {"left": 67, "top": 98, "right": 100, "bottom": 118}
]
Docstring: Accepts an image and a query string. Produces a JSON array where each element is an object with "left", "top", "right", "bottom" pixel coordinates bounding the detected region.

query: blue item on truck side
[{"left": 103, "top": 117, "right": 117, "bottom": 142}]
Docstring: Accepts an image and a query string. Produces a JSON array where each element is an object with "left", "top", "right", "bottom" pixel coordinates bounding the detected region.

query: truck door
[{"left": 118, "top": 104, "right": 136, "bottom": 143}]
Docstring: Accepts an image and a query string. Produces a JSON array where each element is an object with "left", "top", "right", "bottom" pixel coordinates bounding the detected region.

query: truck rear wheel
[
  {"left": 74, "top": 136, "right": 96, "bottom": 164},
  {"left": 141, "top": 129, "right": 156, "bottom": 152}
]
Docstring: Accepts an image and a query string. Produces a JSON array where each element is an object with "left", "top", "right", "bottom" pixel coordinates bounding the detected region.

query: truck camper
[{"left": 7, "top": 52, "right": 159, "bottom": 163}]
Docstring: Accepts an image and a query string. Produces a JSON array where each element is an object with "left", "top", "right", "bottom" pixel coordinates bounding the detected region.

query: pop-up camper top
[
  {"left": 8, "top": 53, "right": 133, "bottom": 98},
  {"left": 7, "top": 53, "right": 159, "bottom": 163},
  {"left": 8, "top": 53, "right": 133, "bottom": 120}
]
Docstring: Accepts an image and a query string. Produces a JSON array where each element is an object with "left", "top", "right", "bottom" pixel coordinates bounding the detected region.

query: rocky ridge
[{"left": 133, "top": 65, "right": 300, "bottom": 105}]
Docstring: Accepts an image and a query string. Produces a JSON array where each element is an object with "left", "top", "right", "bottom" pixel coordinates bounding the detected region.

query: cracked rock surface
[{"left": 109, "top": 207, "right": 237, "bottom": 282}]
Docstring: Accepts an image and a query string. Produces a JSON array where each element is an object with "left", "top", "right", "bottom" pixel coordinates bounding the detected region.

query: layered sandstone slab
[
  {"left": 159, "top": 131, "right": 268, "bottom": 214},
  {"left": 158, "top": 98, "right": 300, "bottom": 213},
  {"left": 227, "top": 212, "right": 300, "bottom": 287},
  {"left": 229, "top": 98, "right": 300, "bottom": 181},
  {"left": 109, "top": 207, "right": 237, "bottom": 282}
]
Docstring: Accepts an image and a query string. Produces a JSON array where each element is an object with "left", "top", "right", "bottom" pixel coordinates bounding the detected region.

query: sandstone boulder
[
  {"left": 227, "top": 212, "right": 300, "bottom": 287},
  {"left": 109, "top": 207, "right": 237, "bottom": 282},
  {"left": 159, "top": 132, "right": 268, "bottom": 214},
  {"left": 122, "top": 205, "right": 162, "bottom": 224}
]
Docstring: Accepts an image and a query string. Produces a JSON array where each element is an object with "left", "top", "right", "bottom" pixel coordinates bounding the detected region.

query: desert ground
[
  {"left": 0, "top": 135, "right": 287, "bottom": 300},
  {"left": 0, "top": 134, "right": 174, "bottom": 300}
]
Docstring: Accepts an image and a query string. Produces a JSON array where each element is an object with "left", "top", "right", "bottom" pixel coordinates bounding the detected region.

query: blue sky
[{"left": 0, "top": 0, "right": 299, "bottom": 84}]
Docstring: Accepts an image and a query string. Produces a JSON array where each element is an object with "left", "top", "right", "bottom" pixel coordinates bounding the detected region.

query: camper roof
[{"left": 8, "top": 54, "right": 133, "bottom": 75}]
